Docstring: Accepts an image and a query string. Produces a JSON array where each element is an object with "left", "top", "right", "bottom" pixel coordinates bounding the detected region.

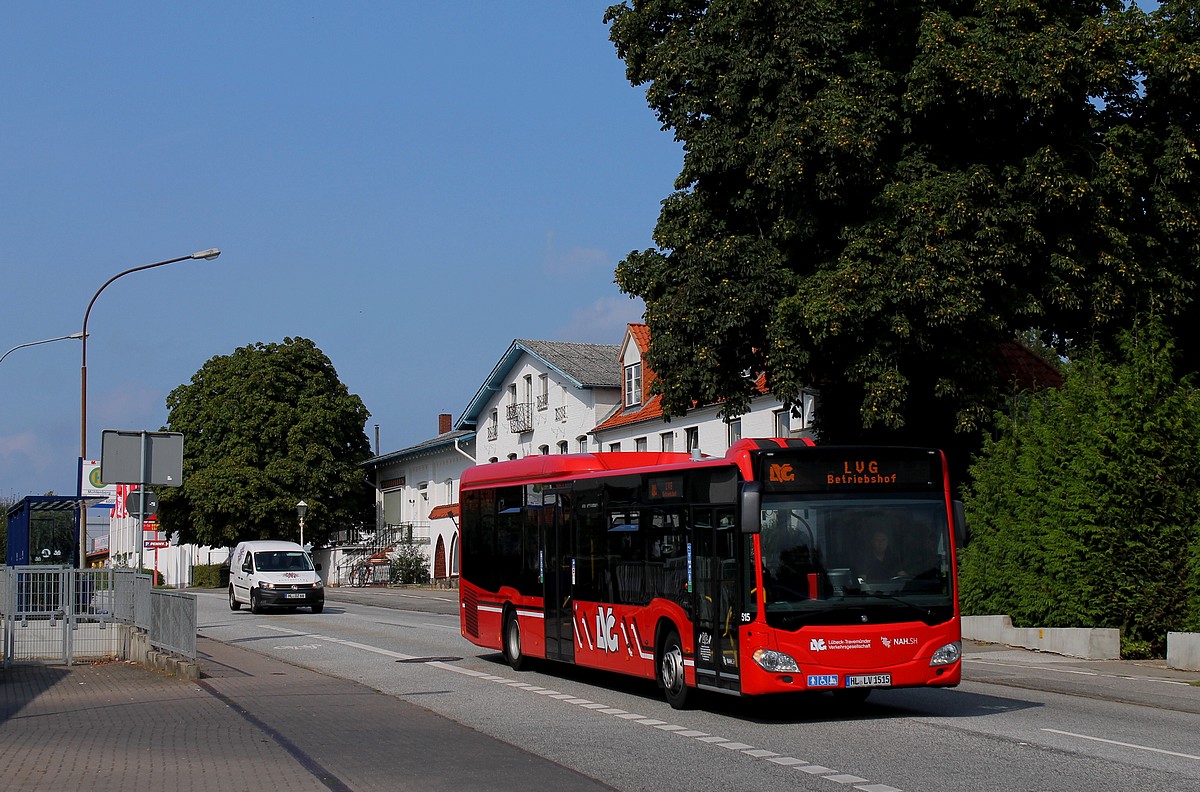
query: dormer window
[{"left": 624, "top": 362, "right": 642, "bottom": 408}]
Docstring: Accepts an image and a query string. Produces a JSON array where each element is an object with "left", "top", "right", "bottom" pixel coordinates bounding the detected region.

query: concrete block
[
  {"left": 1167, "top": 632, "right": 1200, "bottom": 671},
  {"left": 962, "top": 614, "right": 1120, "bottom": 660}
]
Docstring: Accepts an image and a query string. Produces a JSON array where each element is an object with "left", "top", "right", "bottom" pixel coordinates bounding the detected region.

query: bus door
[
  {"left": 542, "top": 491, "right": 575, "bottom": 663},
  {"left": 692, "top": 506, "right": 741, "bottom": 692}
]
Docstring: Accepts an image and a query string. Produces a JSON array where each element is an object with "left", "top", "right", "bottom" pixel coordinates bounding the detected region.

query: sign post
[{"left": 100, "top": 430, "right": 183, "bottom": 572}]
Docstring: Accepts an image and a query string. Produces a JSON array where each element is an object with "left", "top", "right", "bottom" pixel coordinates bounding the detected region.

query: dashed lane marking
[{"left": 254, "top": 624, "right": 906, "bottom": 791}]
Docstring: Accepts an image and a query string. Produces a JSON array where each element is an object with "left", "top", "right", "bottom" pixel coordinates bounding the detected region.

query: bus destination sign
[{"left": 760, "top": 448, "right": 939, "bottom": 493}]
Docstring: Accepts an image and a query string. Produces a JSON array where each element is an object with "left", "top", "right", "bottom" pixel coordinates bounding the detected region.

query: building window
[
  {"left": 538, "top": 444, "right": 550, "bottom": 455},
  {"left": 726, "top": 418, "right": 742, "bottom": 448},
  {"left": 624, "top": 362, "right": 642, "bottom": 408},
  {"left": 609, "top": 442, "right": 622, "bottom": 452},
  {"left": 635, "top": 437, "right": 647, "bottom": 452},
  {"left": 685, "top": 427, "right": 699, "bottom": 453},
  {"left": 774, "top": 409, "right": 792, "bottom": 437},
  {"left": 557, "top": 440, "right": 569, "bottom": 454},
  {"left": 507, "top": 453, "right": 518, "bottom": 461},
  {"left": 661, "top": 432, "right": 674, "bottom": 452},
  {"left": 488, "top": 409, "right": 498, "bottom": 441},
  {"left": 798, "top": 391, "right": 816, "bottom": 430},
  {"left": 537, "top": 374, "right": 549, "bottom": 411},
  {"left": 577, "top": 436, "right": 588, "bottom": 453},
  {"left": 488, "top": 457, "right": 498, "bottom": 464}
]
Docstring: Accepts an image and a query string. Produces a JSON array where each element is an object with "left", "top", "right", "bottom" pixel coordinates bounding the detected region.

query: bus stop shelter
[{"left": 5, "top": 496, "right": 105, "bottom": 567}]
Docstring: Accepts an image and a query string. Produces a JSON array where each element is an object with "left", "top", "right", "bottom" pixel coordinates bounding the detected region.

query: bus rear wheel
[
  {"left": 658, "top": 629, "right": 693, "bottom": 710},
  {"left": 502, "top": 611, "right": 526, "bottom": 671}
]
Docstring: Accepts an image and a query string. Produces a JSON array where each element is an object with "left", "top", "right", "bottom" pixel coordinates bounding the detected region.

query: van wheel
[
  {"left": 250, "top": 590, "right": 263, "bottom": 614},
  {"left": 502, "top": 611, "right": 526, "bottom": 671},
  {"left": 311, "top": 602, "right": 324, "bottom": 614},
  {"left": 658, "top": 628, "right": 693, "bottom": 710},
  {"left": 228, "top": 585, "right": 240, "bottom": 610}
]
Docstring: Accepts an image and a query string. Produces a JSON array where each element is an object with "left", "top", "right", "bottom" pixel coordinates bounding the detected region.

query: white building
[
  {"left": 359, "top": 414, "right": 474, "bottom": 586},
  {"left": 363, "top": 326, "right": 818, "bottom": 583},
  {"left": 458, "top": 338, "right": 624, "bottom": 460},
  {"left": 589, "top": 323, "right": 817, "bottom": 455}
]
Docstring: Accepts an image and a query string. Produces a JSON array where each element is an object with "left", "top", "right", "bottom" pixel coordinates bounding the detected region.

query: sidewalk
[{"left": 0, "top": 636, "right": 617, "bottom": 792}]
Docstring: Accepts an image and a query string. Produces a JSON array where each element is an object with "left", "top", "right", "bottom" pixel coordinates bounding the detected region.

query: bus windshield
[{"left": 757, "top": 495, "right": 953, "bottom": 628}]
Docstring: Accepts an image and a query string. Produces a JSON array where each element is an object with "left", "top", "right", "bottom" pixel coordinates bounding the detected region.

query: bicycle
[{"left": 346, "top": 562, "right": 374, "bottom": 588}]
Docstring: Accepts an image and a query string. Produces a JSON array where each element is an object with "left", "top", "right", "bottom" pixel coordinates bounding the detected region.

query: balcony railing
[
  {"left": 554, "top": 405, "right": 567, "bottom": 423},
  {"left": 537, "top": 394, "right": 548, "bottom": 411},
  {"left": 487, "top": 424, "right": 498, "bottom": 441},
  {"left": 506, "top": 402, "right": 533, "bottom": 433}
]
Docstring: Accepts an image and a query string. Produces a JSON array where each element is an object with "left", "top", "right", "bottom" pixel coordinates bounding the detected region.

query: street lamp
[
  {"left": 78, "top": 248, "right": 221, "bottom": 568},
  {"left": 297, "top": 500, "right": 308, "bottom": 548},
  {"left": 80, "top": 248, "right": 220, "bottom": 459},
  {"left": 0, "top": 332, "right": 85, "bottom": 368}
]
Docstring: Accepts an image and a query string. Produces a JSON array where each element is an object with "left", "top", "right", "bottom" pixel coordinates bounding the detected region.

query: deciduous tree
[
  {"left": 156, "top": 338, "right": 374, "bottom": 549},
  {"left": 606, "top": 0, "right": 1200, "bottom": 463}
]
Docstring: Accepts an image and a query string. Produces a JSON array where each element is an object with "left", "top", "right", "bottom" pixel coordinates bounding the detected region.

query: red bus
[{"left": 459, "top": 438, "right": 966, "bottom": 709}]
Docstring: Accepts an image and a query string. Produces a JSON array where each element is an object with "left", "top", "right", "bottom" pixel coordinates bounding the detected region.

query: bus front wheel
[
  {"left": 502, "top": 611, "right": 526, "bottom": 671},
  {"left": 658, "top": 629, "right": 693, "bottom": 710}
]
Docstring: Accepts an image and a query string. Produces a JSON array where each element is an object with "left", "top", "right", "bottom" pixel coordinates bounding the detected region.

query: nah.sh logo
[{"left": 770, "top": 464, "right": 795, "bottom": 482}]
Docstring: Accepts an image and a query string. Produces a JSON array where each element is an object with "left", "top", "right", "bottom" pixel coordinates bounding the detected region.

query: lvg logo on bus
[{"left": 596, "top": 606, "right": 619, "bottom": 653}]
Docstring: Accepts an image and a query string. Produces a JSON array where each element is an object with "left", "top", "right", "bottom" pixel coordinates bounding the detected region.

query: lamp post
[
  {"left": 296, "top": 500, "right": 308, "bottom": 548},
  {"left": 78, "top": 248, "right": 221, "bottom": 568},
  {"left": 0, "top": 332, "right": 85, "bottom": 368}
]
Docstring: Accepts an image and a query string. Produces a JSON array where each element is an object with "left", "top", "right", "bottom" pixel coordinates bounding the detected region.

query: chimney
[{"left": 438, "top": 413, "right": 452, "bottom": 435}]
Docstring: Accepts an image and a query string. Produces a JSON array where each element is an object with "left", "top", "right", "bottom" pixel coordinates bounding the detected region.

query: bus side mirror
[
  {"left": 740, "top": 482, "right": 762, "bottom": 534},
  {"left": 952, "top": 500, "right": 968, "bottom": 548}
]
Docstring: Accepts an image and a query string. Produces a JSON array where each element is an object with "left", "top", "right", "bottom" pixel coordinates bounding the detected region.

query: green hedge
[
  {"left": 961, "top": 320, "right": 1200, "bottom": 657},
  {"left": 192, "top": 563, "right": 227, "bottom": 588}
]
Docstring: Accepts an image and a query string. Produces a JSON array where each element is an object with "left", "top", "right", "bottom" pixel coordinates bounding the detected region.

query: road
[{"left": 195, "top": 587, "right": 1200, "bottom": 792}]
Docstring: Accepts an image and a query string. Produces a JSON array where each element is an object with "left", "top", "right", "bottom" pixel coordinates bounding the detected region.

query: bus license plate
[
  {"left": 845, "top": 674, "right": 891, "bottom": 688},
  {"left": 285, "top": 593, "right": 306, "bottom": 599}
]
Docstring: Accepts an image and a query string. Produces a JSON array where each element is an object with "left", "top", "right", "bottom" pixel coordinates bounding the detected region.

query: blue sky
[{"left": 0, "top": 2, "right": 680, "bottom": 500}]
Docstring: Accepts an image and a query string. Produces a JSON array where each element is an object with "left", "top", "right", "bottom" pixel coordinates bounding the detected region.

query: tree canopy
[
  {"left": 606, "top": 0, "right": 1200, "bottom": 461},
  {"left": 156, "top": 337, "right": 374, "bottom": 549}
]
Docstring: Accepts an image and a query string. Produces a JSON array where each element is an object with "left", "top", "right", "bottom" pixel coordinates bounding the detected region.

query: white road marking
[
  {"left": 255, "top": 623, "right": 905, "bottom": 790},
  {"left": 1041, "top": 728, "right": 1200, "bottom": 760}
]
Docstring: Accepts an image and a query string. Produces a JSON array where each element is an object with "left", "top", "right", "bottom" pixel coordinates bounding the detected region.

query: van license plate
[
  {"left": 285, "top": 593, "right": 306, "bottom": 599},
  {"left": 845, "top": 674, "right": 891, "bottom": 688}
]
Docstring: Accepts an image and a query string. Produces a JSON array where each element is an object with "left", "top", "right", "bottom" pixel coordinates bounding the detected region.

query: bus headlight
[
  {"left": 752, "top": 648, "right": 800, "bottom": 673},
  {"left": 930, "top": 641, "right": 961, "bottom": 666}
]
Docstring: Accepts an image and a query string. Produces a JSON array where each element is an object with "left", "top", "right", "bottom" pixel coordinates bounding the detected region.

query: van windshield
[{"left": 255, "top": 551, "right": 313, "bottom": 572}]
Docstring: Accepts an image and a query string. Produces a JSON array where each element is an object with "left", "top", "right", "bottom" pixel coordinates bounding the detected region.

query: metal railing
[
  {"left": 1, "top": 566, "right": 196, "bottom": 666},
  {"left": 506, "top": 402, "right": 533, "bottom": 433}
]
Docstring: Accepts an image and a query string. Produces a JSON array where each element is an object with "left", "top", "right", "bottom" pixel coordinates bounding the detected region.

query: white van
[{"left": 228, "top": 540, "right": 324, "bottom": 614}]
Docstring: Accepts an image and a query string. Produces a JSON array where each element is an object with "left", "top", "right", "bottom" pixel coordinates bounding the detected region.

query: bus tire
[
  {"left": 502, "top": 610, "right": 526, "bottom": 671},
  {"left": 658, "top": 628, "right": 693, "bottom": 710},
  {"left": 228, "top": 585, "right": 240, "bottom": 611}
]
